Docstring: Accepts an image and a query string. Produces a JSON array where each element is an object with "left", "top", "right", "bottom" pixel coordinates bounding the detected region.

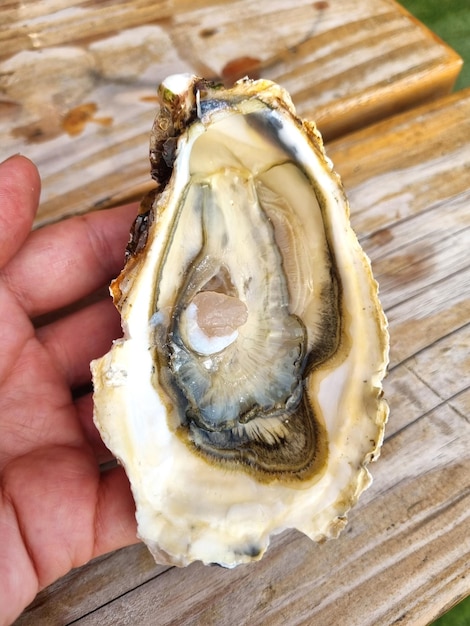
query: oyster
[{"left": 91, "top": 74, "right": 389, "bottom": 567}]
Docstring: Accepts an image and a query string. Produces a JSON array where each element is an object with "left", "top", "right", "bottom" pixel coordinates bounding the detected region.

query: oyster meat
[{"left": 91, "top": 74, "right": 389, "bottom": 567}]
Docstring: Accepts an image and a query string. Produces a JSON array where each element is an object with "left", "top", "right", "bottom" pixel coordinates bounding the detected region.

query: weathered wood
[
  {"left": 327, "top": 89, "right": 470, "bottom": 370},
  {"left": 15, "top": 85, "right": 470, "bottom": 626},
  {"left": 0, "top": 0, "right": 462, "bottom": 226},
  {"left": 13, "top": 545, "right": 170, "bottom": 625}
]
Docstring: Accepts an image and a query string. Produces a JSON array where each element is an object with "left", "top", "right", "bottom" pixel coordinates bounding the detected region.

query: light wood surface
[
  {"left": 14, "top": 81, "right": 470, "bottom": 626},
  {"left": 0, "top": 0, "right": 462, "bottom": 227}
]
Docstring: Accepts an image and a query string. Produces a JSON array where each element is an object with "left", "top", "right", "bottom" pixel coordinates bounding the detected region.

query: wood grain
[
  {"left": 14, "top": 86, "right": 470, "bottom": 626},
  {"left": 0, "top": 0, "right": 462, "bottom": 226}
]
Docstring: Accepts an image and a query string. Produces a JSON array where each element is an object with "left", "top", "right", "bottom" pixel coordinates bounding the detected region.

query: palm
[{"left": 0, "top": 156, "right": 139, "bottom": 623}]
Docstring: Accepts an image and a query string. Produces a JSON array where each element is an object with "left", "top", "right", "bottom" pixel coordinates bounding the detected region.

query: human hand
[{"left": 0, "top": 156, "right": 140, "bottom": 624}]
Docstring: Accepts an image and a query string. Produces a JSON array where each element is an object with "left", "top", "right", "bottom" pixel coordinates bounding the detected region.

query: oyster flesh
[{"left": 91, "top": 74, "right": 389, "bottom": 567}]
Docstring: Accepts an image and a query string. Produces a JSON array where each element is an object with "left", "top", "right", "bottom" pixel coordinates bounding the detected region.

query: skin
[{"left": 0, "top": 156, "right": 140, "bottom": 624}]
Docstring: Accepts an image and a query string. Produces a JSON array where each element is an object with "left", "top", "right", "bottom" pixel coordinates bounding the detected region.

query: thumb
[{"left": 0, "top": 155, "right": 41, "bottom": 269}]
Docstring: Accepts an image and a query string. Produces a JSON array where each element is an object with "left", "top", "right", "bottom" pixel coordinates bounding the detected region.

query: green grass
[
  {"left": 395, "top": 2, "right": 470, "bottom": 624},
  {"left": 399, "top": 0, "right": 470, "bottom": 90},
  {"left": 433, "top": 603, "right": 470, "bottom": 626}
]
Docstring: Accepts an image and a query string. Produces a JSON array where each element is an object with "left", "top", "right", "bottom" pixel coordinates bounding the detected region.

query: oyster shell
[{"left": 91, "top": 74, "right": 389, "bottom": 567}]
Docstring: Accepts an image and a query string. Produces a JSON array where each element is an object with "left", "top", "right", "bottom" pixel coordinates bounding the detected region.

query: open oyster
[{"left": 91, "top": 74, "right": 389, "bottom": 567}]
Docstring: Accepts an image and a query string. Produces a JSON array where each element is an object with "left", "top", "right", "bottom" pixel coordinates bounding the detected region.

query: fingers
[
  {"left": 2, "top": 445, "right": 137, "bottom": 594},
  {"left": 36, "top": 296, "right": 122, "bottom": 389},
  {"left": 2, "top": 202, "right": 137, "bottom": 318},
  {"left": 75, "top": 393, "right": 115, "bottom": 464},
  {"left": 36, "top": 296, "right": 124, "bottom": 463},
  {"left": 94, "top": 465, "right": 139, "bottom": 558},
  {"left": 0, "top": 155, "right": 40, "bottom": 269}
]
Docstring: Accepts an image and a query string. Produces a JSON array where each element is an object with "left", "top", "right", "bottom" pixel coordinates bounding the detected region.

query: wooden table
[{"left": 5, "top": 1, "right": 469, "bottom": 624}]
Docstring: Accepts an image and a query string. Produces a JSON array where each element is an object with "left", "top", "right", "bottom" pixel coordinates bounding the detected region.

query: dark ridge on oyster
[
  {"left": 148, "top": 78, "right": 222, "bottom": 189},
  {"left": 125, "top": 190, "right": 156, "bottom": 260},
  {"left": 185, "top": 392, "right": 328, "bottom": 482}
]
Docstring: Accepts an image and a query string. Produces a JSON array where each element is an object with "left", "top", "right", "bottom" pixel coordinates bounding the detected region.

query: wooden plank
[
  {"left": 328, "top": 88, "right": 470, "bottom": 368},
  {"left": 384, "top": 322, "right": 470, "bottom": 436},
  {"left": 404, "top": 323, "right": 470, "bottom": 403},
  {"left": 367, "top": 200, "right": 469, "bottom": 309},
  {"left": 386, "top": 270, "right": 470, "bottom": 367},
  {"left": 15, "top": 82, "right": 470, "bottom": 626},
  {"left": 13, "top": 545, "right": 170, "bottom": 625},
  {"left": 0, "top": 0, "right": 462, "bottom": 226},
  {"left": 328, "top": 90, "right": 470, "bottom": 236}
]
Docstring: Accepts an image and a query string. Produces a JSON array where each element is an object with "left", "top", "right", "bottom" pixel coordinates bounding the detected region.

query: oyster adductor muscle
[{"left": 91, "top": 74, "right": 389, "bottom": 567}]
